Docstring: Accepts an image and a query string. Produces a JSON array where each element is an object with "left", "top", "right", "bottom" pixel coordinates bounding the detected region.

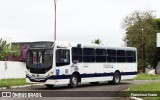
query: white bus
[{"left": 26, "top": 41, "right": 137, "bottom": 88}]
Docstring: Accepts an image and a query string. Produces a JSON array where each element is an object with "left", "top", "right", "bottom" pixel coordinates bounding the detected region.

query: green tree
[
  {"left": 122, "top": 10, "right": 160, "bottom": 71},
  {"left": 92, "top": 39, "right": 102, "bottom": 45},
  {"left": 8, "top": 45, "right": 21, "bottom": 61},
  {"left": 0, "top": 39, "right": 9, "bottom": 52},
  {"left": 154, "top": 18, "right": 160, "bottom": 32},
  {"left": 0, "top": 39, "right": 21, "bottom": 61},
  {"left": 0, "top": 39, "right": 10, "bottom": 61}
]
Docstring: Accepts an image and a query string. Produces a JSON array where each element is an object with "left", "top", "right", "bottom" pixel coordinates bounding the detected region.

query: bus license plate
[{"left": 35, "top": 78, "right": 40, "bottom": 81}]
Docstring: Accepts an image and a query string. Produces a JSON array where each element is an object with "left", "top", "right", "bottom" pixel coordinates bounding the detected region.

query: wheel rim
[
  {"left": 72, "top": 77, "right": 77, "bottom": 86},
  {"left": 115, "top": 74, "right": 119, "bottom": 83}
]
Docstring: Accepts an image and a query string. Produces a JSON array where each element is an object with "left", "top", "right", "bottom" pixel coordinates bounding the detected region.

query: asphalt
[{"left": 0, "top": 80, "right": 160, "bottom": 100}]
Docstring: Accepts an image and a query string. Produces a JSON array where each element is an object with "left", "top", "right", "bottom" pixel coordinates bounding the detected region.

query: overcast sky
[{"left": 0, "top": 0, "right": 160, "bottom": 46}]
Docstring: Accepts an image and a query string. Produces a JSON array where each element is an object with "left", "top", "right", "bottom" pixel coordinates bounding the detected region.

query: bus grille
[{"left": 29, "top": 68, "right": 49, "bottom": 74}]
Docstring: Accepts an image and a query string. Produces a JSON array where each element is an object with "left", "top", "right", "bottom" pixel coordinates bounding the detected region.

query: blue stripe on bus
[
  {"left": 121, "top": 72, "right": 137, "bottom": 75},
  {"left": 27, "top": 72, "right": 137, "bottom": 80},
  {"left": 48, "top": 75, "right": 70, "bottom": 79},
  {"left": 80, "top": 73, "right": 113, "bottom": 78},
  {"left": 47, "top": 72, "right": 137, "bottom": 79}
]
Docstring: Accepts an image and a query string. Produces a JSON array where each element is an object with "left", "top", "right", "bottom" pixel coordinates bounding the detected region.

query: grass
[
  {"left": 133, "top": 73, "right": 160, "bottom": 80},
  {"left": 0, "top": 78, "right": 29, "bottom": 88},
  {"left": 128, "top": 82, "right": 160, "bottom": 91},
  {"left": 122, "top": 74, "right": 160, "bottom": 100},
  {"left": 125, "top": 82, "right": 160, "bottom": 100}
]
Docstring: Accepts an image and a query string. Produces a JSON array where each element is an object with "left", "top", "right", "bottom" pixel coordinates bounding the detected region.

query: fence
[{"left": 0, "top": 61, "right": 26, "bottom": 79}]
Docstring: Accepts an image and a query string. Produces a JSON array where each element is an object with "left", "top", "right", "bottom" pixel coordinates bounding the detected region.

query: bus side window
[
  {"left": 56, "top": 49, "right": 70, "bottom": 66},
  {"left": 83, "top": 48, "right": 95, "bottom": 62},
  {"left": 133, "top": 51, "right": 136, "bottom": 62},
  {"left": 96, "top": 49, "right": 106, "bottom": 62},
  {"left": 107, "top": 49, "right": 116, "bottom": 62},
  {"left": 72, "top": 47, "right": 82, "bottom": 62},
  {"left": 117, "top": 50, "right": 126, "bottom": 63},
  {"left": 126, "top": 50, "right": 135, "bottom": 62}
]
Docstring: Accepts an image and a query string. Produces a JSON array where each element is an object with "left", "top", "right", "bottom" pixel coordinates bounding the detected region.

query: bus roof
[
  {"left": 29, "top": 41, "right": 136, "bottom": 50},
  {"left": 54, "top": 41, "right": 136, "bottom": 50}
]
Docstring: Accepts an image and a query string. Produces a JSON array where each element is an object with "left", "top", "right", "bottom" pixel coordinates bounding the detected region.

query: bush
[
  {"left": 0, "top": 45, "right": 10, "bottom": 61},
  {"left": 7, "top": 45, "right": 21, "bottom": 61},
  {"left": 0, "top": 39, "right": 29, "bottom": 62},
  {"left": 0, "top": 39, "right": 9, "bottom": 52},
  {"left": 0, "top": 39, "right": 10, "bottom": 61}
]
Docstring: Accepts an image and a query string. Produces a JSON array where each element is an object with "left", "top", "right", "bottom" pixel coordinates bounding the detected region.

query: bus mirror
[{"left": 73, "top": 60, "right": 78, "bottom": 64}]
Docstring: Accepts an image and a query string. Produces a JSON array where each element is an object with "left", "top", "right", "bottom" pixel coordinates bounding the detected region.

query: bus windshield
[{"left": 26, "top": 49, "right": 53, "bottom": 74}]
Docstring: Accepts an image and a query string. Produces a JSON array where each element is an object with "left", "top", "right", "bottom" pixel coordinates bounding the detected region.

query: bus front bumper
[
  {"left": 26, "top": 75, "right": 69, "bottom": 85},
  {"left": 26, "top": 75, "right": 48, "bottom": 83}
]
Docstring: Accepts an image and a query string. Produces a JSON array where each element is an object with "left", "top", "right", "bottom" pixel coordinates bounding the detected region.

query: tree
[
  {"left": 154, "top": 18, "right": 160, "bottom": 32},
  {"left": 7, "top": 45, "right": 21, "bottom": 61},
  {"left": 92, "top": 39, "right": 102, "bottom": 45},
  {"left": 0, "top": 39, "right": 10, "bottom": 61},
  {"left": 0, "top": 39, "right": 22, "bottom": 61},
  {"left": 122, "top": 10, "right": 160, "bottom": 72},
  {"left": 0, "top": 39, "right": 9, "bottom": 52}
]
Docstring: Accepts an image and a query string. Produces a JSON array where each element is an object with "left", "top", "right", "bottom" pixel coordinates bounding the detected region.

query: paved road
[{"left": 1, "top": 80, "right": 159, "bottom": 100}]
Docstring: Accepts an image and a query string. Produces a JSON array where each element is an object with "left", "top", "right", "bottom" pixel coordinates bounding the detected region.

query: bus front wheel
[{"left": 68, "top": 74, "right": 78, "bottom": 88}]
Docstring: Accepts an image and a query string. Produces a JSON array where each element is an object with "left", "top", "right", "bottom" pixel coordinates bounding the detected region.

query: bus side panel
[
  {"left": 81, "top": 76, "right": 113, "bottom": 83},
  {"left": 45, "top": 79, "right": 70, "bottom": 85},
  {"left": 113, "top": 63, "right": 137, "bottom": 80},
  {"left": 80, "top": 62, "right": 137, "bottom": 83}
]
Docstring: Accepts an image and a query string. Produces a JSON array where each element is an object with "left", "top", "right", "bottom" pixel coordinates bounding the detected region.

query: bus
[{"left": 26, "top": 41, "right": 137, "bottom": 88}]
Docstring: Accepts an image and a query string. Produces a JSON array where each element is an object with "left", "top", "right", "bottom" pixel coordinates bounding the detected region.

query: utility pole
[
  {"left": 141, "top": 28, "right": 145, "bottom": 73},
  {"left": 54, "top": 0, "right": 56, "bottom": 41},
  {"left": 137, "top": 13, "right": 145, "bottom": 73}
]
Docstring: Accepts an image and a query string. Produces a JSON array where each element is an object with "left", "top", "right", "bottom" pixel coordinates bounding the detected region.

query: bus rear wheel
[
  {"left": 68, "top": 74, "right": 78, "bottom": 88},
  {"left": 108, "top": 72, "right": 121, "bottom": 85}
]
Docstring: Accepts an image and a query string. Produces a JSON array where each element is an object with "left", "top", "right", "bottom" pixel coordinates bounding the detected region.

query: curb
[
  {"left": 0, "top": 87, "right": 7, "bottom": 90},
  {"left": 0, "top": 83, "right": 44, "bottom": 90}
]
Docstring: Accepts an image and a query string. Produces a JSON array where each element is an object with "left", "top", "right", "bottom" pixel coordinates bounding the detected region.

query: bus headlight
[{"left": 48, "top": 71, "right": 54, "bottom": 76}]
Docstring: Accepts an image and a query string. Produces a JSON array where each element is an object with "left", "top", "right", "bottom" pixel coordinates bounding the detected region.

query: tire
[
  {"left": 108, "top": 72, "right": 121, "bottom": 85},
  {"left": 68, "top": 74, "right": 78, "bottom": 88},
  {"left": 90, "top": 82, "right": 99, "bottom": 85},
  {"left": 113, "top": 72, "right": 121, "bottom": 85},
  {"left": 45, "top": 84, "right": 54, "bottom": 88}
]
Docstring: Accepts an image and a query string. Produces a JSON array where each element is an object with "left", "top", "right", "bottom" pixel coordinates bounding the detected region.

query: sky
[{"left": 0, "top": 0, "right": 160, "bottom": 46}]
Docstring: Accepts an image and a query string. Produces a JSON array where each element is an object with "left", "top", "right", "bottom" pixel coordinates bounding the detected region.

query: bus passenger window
[
  {"left": 96, "top": 49, "right": 106, "bottom": 62},
  {"left": 72, "top": 47, "right": 82, "bottom": 62},
  {"left": 126, "top": 50, "right": 135, "bottom": 62},
  {"left": 107, "top": 49, "right": 116, "bottom": 62},
  {"left": 56, "top": 49, "right": 70, "bottom": 66},
  {"left": 83, "top": 48, "right": 95, "bottom": 62},
  {"left": 117, "top": 50, "right": 126, "bottom": 62}
]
